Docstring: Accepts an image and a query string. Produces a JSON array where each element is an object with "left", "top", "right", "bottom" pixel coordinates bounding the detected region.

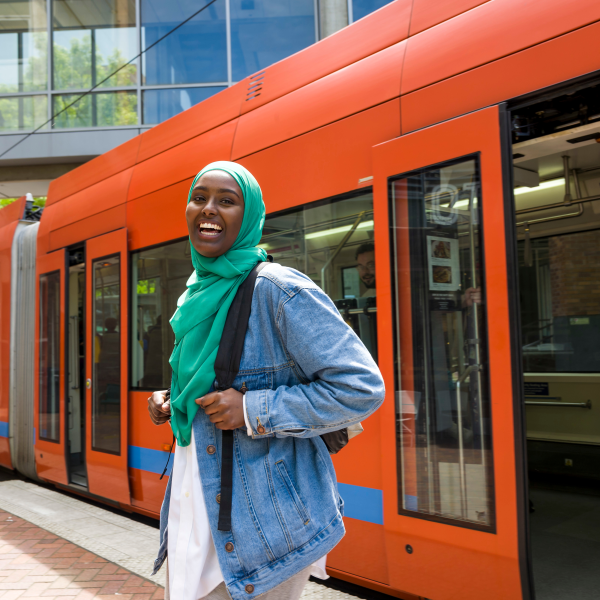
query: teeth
[{"left": 199, "top": 222, "right": 222, "bottom": 231}]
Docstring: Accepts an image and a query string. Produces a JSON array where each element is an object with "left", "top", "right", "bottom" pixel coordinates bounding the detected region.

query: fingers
[
  {"left": 147, "top": 390, "right": 171, "bottom": 425},
  {"left": 196, "top": 391, "right": 218, "bottom": 409}
]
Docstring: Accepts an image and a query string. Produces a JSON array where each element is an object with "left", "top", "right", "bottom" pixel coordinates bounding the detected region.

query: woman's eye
[
  {"left": 221, "top": 197, "right": 233, "bottom": 205},
  {"left": 193, "top": 196, "right": 205, "bottom": 202}
]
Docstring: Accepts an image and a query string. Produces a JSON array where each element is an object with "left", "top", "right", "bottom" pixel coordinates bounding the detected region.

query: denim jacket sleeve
[{"left": 244, "top": 283, "right": 385, "bottom": 438}]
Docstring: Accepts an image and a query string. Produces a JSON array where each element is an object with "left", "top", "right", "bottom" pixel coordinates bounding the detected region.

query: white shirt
[{"left": 168, "top": 402, "right": 327, "bottom": 599}]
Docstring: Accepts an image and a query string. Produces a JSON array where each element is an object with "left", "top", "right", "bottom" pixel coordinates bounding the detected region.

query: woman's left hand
[{"left": 197, "top": 389, "right": 245, "bottom": 430}]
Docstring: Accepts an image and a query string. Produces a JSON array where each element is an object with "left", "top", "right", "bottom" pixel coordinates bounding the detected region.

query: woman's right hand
[{"left": 148, "top": 390, "right": 171, "bottom": 425}]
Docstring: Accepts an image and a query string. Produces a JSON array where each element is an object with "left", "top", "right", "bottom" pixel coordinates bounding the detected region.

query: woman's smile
[{"left": 197, "top": 221, "right": 224, "bottom": 238}]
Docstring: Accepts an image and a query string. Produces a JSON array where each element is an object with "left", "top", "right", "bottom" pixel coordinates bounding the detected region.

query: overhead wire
[{"left": 0, "top": 0, "right": 220, "bottom": 160}]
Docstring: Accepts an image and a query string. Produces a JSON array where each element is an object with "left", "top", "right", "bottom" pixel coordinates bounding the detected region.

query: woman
[{"left": 148, "top": 161, "right": 384, "bottom": 600}]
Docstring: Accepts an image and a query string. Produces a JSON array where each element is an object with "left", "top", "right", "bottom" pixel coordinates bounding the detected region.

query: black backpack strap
[{"left": 216, "top": 260, "right": 269, "bottom": 531}]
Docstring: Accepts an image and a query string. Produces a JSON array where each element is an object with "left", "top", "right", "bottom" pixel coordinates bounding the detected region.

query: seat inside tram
[{"left": 512, "top": 83, "right": 600, "bottom": 600}]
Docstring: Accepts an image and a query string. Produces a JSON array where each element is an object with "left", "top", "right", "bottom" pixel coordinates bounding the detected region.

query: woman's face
[{"left": 186, "top": 171, "right": 245, "bottom": 258}]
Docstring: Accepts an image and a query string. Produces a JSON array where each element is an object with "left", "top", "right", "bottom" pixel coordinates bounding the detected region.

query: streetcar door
[
  {"left": 373, "top": 105, "right": 529, "bottom": 600},
  {"left": 85, "top": 229, "right": 130, "bottom": 504},
  {"left": 35, "top": 248, "right": 69, "bottom": 484}
]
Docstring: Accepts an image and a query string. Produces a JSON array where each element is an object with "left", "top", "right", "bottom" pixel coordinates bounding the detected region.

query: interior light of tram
[
  {"left": 514, "top": 177, "right": 565, "bottom": 195},
  {"left": 304, "top": 219, "right": 374, "bottom": 240}
]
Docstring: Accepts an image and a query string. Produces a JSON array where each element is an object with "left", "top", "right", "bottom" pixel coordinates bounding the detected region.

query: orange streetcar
[{"left": 2, "top": 1, "right": 600, "bottom": 598}]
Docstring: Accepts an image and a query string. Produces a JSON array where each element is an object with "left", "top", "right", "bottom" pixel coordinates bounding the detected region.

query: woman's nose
[{"left": 202, "top": 198, "right": 218, "bottom": 216}]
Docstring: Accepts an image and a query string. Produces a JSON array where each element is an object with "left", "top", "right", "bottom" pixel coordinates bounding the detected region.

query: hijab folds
[{"left": 168, "top": 161, "right": 266, "bottom": 447}]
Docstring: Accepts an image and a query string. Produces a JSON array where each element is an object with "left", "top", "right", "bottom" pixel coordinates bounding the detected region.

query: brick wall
[{"left": 549, "top": 230, "right": 600, "bottom": 317}]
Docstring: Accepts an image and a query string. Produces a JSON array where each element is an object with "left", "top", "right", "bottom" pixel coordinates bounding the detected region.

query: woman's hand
[
  {"left": 148, "top": 390, "right": 171, "bottom": 425},
  {"left": 197, "top": 389, "right": 245, "bottom": 430}
]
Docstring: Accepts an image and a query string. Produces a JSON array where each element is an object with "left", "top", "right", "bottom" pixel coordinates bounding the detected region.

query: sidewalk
[
  {"left": 0, "top": 509, "right": 163, "bottom": 599},
  {"left": 0, "top": 478, "right": 370, "bottom": 599}
]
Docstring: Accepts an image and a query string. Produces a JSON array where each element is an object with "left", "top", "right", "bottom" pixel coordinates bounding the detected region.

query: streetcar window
[
  {"left": 390, "top": 158, "right": 494, "bottom": 528},
  {"left": 92, "top": 256, "right": 121, "bottom": 454},
  {"left": 130, "top": 239, "right": 192, "bottom": 390},
  {"left": 259, "top": 191, "right": 377, "bottom": 361},
  {"left": 39, "top": 271, "right": 61, "bottom": 443}
]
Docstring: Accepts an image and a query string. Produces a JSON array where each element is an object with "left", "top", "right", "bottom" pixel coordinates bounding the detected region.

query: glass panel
[
  {"left": 390, "top": 158, "right": 494, "bottom": 527},
  {"left": 53, "top": 0, "right": 136, "bottom": 90},
  {"left": 93, "top": 256, "right": 121, "bottom": 454},
  {"left": 259, "top": 192, "right": 377, "bottom": 360},
  {"left": 141, "top": 0, "right": 226, "bottom": 85},
  {"left": 142, "top": 86, "right": 224, "bottom": 124},
  {"left": 231, "top": 0, "right": 315, "bottom": 81},
  {"left": 0, "top": 94, "right": 47, "bottom": 131},
  {"left": 520, "top": 232, "right": 600, "bottom": 373},
  {"left": 351, "top": 0, "right": 394, "bottom": 22},
  {"left": 0, "top": 0, "right": 48, "bottom": 93},
  {"left": 52, "top": 91, "right": 137, "bottom": 128},
  {"left": 131, "top": 240, "right": 192, "bottom": 389},
  {"left": 53, "top": 29, "right": 92, "bottom": 89},
  {"left": 39, "top": 271, "right": 61, "bottom": 443}
]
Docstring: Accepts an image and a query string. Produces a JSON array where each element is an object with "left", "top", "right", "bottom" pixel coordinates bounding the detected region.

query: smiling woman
[{"left": 186, "top": 171, "right": 245, "bottom": 258}]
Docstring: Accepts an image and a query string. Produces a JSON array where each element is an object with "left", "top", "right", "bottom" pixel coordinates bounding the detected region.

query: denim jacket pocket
[{"left": 275, "top": 460, "right": 310, "bottom": 525}]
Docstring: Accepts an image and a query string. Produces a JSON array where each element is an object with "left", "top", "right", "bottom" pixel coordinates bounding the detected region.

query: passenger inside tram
[{"left": 511, "top": 82, "right": 600, "bottom": 600}]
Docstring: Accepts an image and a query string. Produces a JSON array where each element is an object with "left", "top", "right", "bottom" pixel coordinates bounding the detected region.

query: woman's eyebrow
[{"left": 193, "top": 185, "right": 240, "bottom": 198}]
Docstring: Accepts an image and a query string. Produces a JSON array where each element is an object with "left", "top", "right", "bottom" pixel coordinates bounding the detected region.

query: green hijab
[{"left": 169, "top": 161, "right": 267, "bottom": 447}]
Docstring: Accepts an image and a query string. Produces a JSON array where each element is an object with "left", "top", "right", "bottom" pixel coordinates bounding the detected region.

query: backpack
[{"left": 214, "top": 259, "right": 358, "bottom": 531}]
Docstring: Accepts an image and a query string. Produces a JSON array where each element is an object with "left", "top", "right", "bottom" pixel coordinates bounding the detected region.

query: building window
[
  {"left": 349, "top": 0, "right": 394, "bottom": 23},
  {"left": 0, "top": 0, "right": 322, "bottom": 130},
  {"left": 142, "top": 86, "right": 225, "bottom": 124},
  {"left": 52, "top": 91, "right": 137, "bottom": 128},
  {"left": 141, "top": 0, "right": 227, "bottom": 86},
  {"left": 230, "top": 0, "right": 316, "bottom": 81},
  {"left": 52, "top": 0, "right": 137, "bottom": 90},
  {"left": 0, "top": 0, "right": 48, "bottom": 94},
  {"left": 0, "top": 94, "right": 47, "bottom": 132}
]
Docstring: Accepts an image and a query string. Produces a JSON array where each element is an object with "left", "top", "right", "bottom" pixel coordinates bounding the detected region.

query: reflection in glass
[
  {"left": 141, "top": 0, "right": 227, "bottom": 85},
  {"left": 0, "top": 94, "right": 47, "bottom": 131},
  {"left": 93, "top": 257, "right": 121, "bottom": 454},
  {"left": 260, "top": 192, "right": 377, "bottom": 361},
  {"left": 391, "top": 158, "right": 494, "bottom": 527},
  {"left": 0, "top": 0, "right": 48, "bottom": 93},
  {"left": 52, "top": 0, "right": 136, "bottom": 90},
  {"left": 53, "top": 91, "right": 137, "bottom": 128},
  {"left": 131, "top": 240, "right": 192, "bottom": 389},
  {"left": 39, "top": 271, "right": 61, "bottom": 443},
  {"left": 231, "top": 0, "right": 315, "bottom": 81},
  {"left": 520, "top": 232, "right": 600, "bottom": 373},
  {"left": 142, "top": 86, "right": 224, "bottom": 124},
  {"left": 53, "top": 29, "right": 92, "bottom": 89},
  {"left": 351, "top": 0, "right": 394, "bottom": 22}
]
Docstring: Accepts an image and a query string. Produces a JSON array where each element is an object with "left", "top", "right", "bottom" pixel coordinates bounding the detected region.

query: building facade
[{"left": 0, "top": 0, "right": 392, "bottom": 199}]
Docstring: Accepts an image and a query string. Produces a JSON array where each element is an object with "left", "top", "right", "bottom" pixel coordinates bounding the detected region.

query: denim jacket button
[
  {"left": 216, "top": 493, "right": 221, "bottom": 504},
  {"left": 257, "top": 426, "right": 265, "bottom": 434},
  {"left": 207, "top": 445, "right": 216, "bottom": 454},
  {"left": 225, "top": 542, "right": 234, "bottom": 553},
  {"left": 245, "top": 584, "right": 255, "bottom": 594}
]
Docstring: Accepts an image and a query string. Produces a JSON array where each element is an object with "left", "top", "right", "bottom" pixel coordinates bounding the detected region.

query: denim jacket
[{"left": 153, "top": 263, "right": 385, "bottom": 599}]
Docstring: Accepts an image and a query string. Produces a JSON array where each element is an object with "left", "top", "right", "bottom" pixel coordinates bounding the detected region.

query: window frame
[
  {"left": 128, "top": 235, "right": 190, "bottom": 392},
  {"left": 91, "top": 251, "right": 122, "bottom": 455},
  {"left": 39, "top": 268, "right": 62, "bottom": 444},
  {"left": 388, "top": 153, "right": 497, "bottom": 533}
]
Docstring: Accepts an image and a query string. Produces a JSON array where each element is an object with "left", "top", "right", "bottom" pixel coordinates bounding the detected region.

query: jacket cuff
[{"left": 244, "top": 390, "right": 272, "bottom": 437}]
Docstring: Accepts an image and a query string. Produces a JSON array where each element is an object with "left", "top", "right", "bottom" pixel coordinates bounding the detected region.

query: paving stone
[{"left": 0, "top": 512, "right": 163, "bottom": 600}]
